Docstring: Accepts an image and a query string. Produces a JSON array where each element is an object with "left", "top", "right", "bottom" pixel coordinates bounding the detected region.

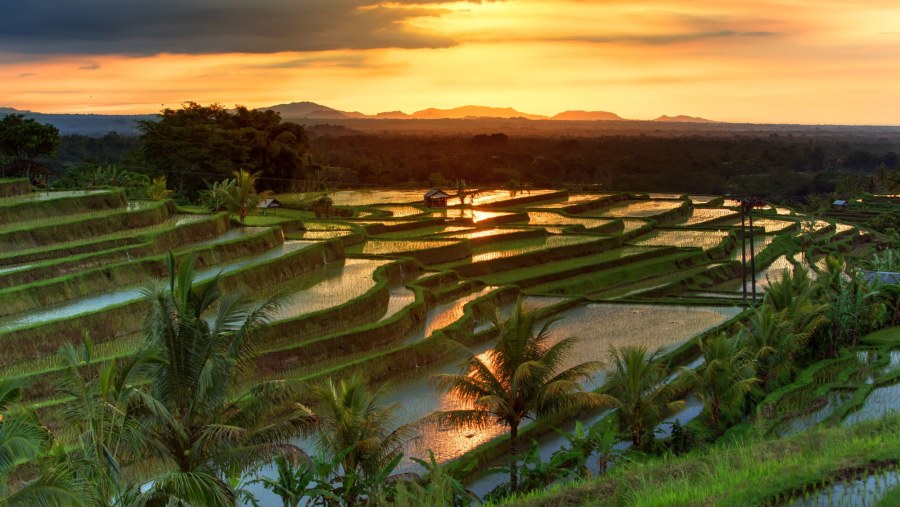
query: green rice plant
[
  {"left": 469, "top": 235, "right": 600, "bottom": 263},
  {"left": 526, "top": 211, "right": 615, "bottom": 230},
  {"left": 678, "top": 207, "right": 739, "bottom": 226},
  {"left": 630, "top": 229, "right": 730, "bottom": 250},
  {"left": 532, "top": 193, "right": 616, "bottom": 209},
  {"left": 591, "top": 200, "right": 685, "bottom": 218}
]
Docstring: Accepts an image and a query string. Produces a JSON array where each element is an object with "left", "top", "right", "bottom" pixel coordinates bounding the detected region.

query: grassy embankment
[{"left": 490, "top": 326, "right": 900, "bottom": 507}]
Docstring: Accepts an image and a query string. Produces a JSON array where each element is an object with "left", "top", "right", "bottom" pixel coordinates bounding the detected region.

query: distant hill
[
  {"left": 411, "top": 105, "right": 550, "bottom": 120},
  {"left": 654, "top": 115, "right": 717, "bottom": 123},
  {"left": 0, "top": 100, "right": 733, "bottom": 136},
  {"left": 374, "top": 111, "right": 413, "bottom": 119},
  {"left": 262, "top": 101, "right": 348, "bottom": 119},
  {"left": 553, "top": 110, "right": 624, "bottom": 121}
]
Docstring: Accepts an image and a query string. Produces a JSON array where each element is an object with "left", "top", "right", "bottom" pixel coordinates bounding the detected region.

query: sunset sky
[{"left": 2, "top": 0, "right": 900, "bottom": 124}]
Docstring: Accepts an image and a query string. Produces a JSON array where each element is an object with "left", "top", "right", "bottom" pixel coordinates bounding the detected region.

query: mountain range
[
  {"left": 259, "top": 101, "right": 715, "bottom": 123},
  {"left": 0, "top": 102, "right": 715, "bottom": 136}
]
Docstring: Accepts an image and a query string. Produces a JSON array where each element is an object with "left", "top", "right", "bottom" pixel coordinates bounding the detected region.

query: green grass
[{"left": 491, "top": 415, "right": 900, "bottom": 507}]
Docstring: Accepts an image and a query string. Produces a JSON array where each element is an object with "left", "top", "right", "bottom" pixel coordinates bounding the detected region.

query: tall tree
[
  {"left": 53, "top": 339, "right": 157, "bottom": 506},
  {"left": 0, "top": 114, "right": 60, "bottom": 162},
  {"left": 0, "top": 379, "right": 84, "bottom": 507},
  {"left": 127, "top": 253, "right": 313, "bottom": 505},
  {"left": 681, "top": 334, "right": 757, "bottom": 428},
  {"left": 308, "top": 374, "right": 416, "bottom": 505},
  {"left": 602, "top": 345, "right": 685, "bottom": 449},
  {"left": 434, "top": 300, "right": 609, "bottom": 492},
  {"left": 739, "top": 305, "right": 800, "bottom": 389},
  {"left": 139, "top": 102, "right": 309, "bottom": 197}
]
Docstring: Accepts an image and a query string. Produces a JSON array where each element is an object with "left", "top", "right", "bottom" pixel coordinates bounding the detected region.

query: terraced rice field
[
  {"left": 423, "top": 208, "right": 516, "bottom": 222},
  {"left": 4, "top": 183, "right": 868, "bottom": 498},
  {"left": 369, "top": 204, "right": 426, "bottom": 218},
  {"left": 631, "top": 229, "right": 730, "bottom": 250},
  {"left": 593, "top": 199, "right": 685, "bottom": 217},
  {"left": 351, "top": 239, "right": 462, "bottom": 255},
  {"left": 532, "top": 193, "right": 617, "bottom": 208},
  {"left": 526, "top": 211, "right": 615, "bottom": 229},
  {"left": 469, "top": 235, "right": 600, "bottom": 262},
  {"left": 679, "top": 207, "right": 738, "bottom": 225}
]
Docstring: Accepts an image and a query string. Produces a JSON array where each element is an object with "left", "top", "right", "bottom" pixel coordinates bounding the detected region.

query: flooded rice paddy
[{"left": 0, "top": 240, "right": 315, "bottom": 330}]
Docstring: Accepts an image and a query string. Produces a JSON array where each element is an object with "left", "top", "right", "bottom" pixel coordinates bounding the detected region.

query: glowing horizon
[{"left": 2, "top": 0, "right": 900, "bottom": 125}]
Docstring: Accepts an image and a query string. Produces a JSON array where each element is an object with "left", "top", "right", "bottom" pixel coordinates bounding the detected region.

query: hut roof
[
  {"left": 424, "top": 188, "right": 450, "bottom": 198},
  {"left": 257, "top": 198, "right": 282, "bottom": 209},
  {"left": 1, "top": 159, "right": 56, "bottom": 176}
]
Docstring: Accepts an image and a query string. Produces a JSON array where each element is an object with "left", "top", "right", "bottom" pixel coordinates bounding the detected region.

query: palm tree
[
  {"left": 739, "top": 305, "right": 799, "bottom": 389},
  {"left": 53, "top": 338, "right": 157, "bottom": 505},
  {"left": 224, "top": 169, "right": 272, "bottom": 223},
  {"left": 308, "top": 374, "right": 416, "bottom": 505},
  {"left": 0, "top": 378, "right": 84, "bottom": 507},
  {"left": 602, "top": 345, "right": 685, "bottom": 449},
  {"left": 434, "top": 300, "right": 609, "bottom": 492},
  {"left": 681, "top": 334, "right": 757, "bottom": 428},
  {"left": 764, "top": 267, "right": 828, "bottom": 348},
  {"left": 127, "top": 253, "right": 313, "bottom": 505}
]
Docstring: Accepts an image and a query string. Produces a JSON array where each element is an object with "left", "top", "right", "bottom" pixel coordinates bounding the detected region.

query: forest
[{"left": 10, "top": 104, "right": 898, "bottom": 206}]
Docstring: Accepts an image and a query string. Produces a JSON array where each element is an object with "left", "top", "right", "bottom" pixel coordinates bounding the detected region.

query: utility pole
[{"left": 739, "top": 197, "right": 765, "bottom": 304}]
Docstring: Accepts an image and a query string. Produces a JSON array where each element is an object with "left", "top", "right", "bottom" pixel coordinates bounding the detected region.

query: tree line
[{"left": 4, "top": 103, "right": 900, "bottom": 206}]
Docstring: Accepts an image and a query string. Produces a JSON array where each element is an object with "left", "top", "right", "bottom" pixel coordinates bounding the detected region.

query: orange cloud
[{"left": 1, "top": 0, "right": 899, "bottom": 124}]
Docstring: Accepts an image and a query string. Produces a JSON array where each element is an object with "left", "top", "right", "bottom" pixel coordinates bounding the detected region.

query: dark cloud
[
  {"left": 18, "top": 72, "right": 35, "bottom": 78},
  {"left": 79, "top": 63, "right": 100, "bottom": 70},
  {"left": 2, "top": 1, "right": 498, "bottom": 56}
]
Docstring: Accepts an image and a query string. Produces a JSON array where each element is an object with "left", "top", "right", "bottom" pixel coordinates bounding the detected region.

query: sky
[{"left": 2, "top": 0, "right": 900, "bottom": 124}]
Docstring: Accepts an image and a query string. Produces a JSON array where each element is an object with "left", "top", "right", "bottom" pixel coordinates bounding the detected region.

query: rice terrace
[{"left": 1, "top": 164, "right": 899, "bottom": 505}]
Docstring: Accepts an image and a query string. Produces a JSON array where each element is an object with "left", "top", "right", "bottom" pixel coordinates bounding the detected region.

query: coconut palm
[
  {"left": 681, "top": 334, "right": 757, "bottom": 428},
  {"left": 602, "top": 345, "right": 685, "bottom": 449},
  {"left": 308, "top": 374, "right": 416, "bottom": 505},
  {"left": 739, "top": 305, "right": 799, "bottom": 389},
  {"left": 224, "top": 169, "right": 272, "bottom": 223},
  {"left": 127, "top": 253, "right": 313, "bottom": 505},
  {"left": 52, "top": 338, "right": 158, "bottom": 505},
  {"left": 434, "top": 300, "right": 609, "bottom": 492},
  {"left": 764, "top": 267, "right": 828, "bottom": 348},
  {"left": 0, "top": 378, "right": 83, "bottom": 507}
]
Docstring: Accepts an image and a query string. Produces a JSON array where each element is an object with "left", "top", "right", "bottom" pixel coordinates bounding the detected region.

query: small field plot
[
  {"left": 842, "top": 382, "right": 900, "bottom": 427},
  {"left": 835, "top": 222, "right": 856, "bottom": 234},
  {"left": 744, "top": 217, "right": 796, "bottom": 233},
  {"left": 468, "top": 188, "right": 558, "bottom": 206},
  {"left": 592, "top": 200, "right": 684, "bottom": 218},
  {"left": 678, "top": 207, "right": 738, "bottom": 226},
  {"left": 439, "top": 227, "right": 533, "bottom": 241},
  {"left": 469, "top": 235, "right": 599, "bottom": 263},
  {"left": 549, "top": 303, "right": 743, "bottom": 382},
  {"left": 714, "top": 254, "right": 796, "bottom": 293},
  {"left": 350, "top": 239, "right": 461, "bottom": 256},
  {"left": 526, "top": 211, "right": 616, "bottom": 230},
  {"left": 369, "top": 205, "right": 426, "bottom": 218},
  {"left": 687, "top": 195, "right": 720, "bottom": 204},
  {"left": 322, "top": 189, "right": 430, "bottom": 206},
  {"left": 422, "top": 209, "right": 517, "bottom": 223},
  {"left": 268, "top": 259, "right": 392, "bottom": 321},
  {"left": 532, "top": 193, "right": 616, "bottom": 208},
  {"left": 729, "top": 235, "right": 775, "bottom": 261},
  {"left": 630, "top": 229, "right": 730, "bottom": 250},
  {"left": 645, "top": 193, "right": 686, "bottom": 200}
]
